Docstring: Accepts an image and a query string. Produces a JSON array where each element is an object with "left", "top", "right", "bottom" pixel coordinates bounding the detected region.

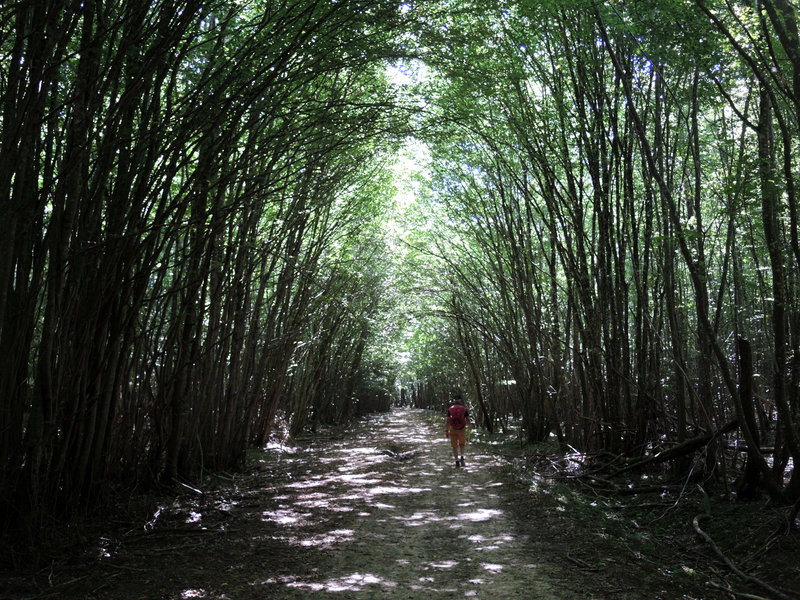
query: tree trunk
[{"left": 737, "top": 338, "right": 761, "bottom": 499}]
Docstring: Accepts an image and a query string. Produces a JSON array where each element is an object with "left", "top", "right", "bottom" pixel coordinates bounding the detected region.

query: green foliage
[
  {"left": 0, "top": 0, "right": 414, "bottom": 550},
  {"left": 394, "top": 0, "right": 800, "bottom": 483},
  {"left": 2, "top": 0, "right": 800, "bottom": 559}
]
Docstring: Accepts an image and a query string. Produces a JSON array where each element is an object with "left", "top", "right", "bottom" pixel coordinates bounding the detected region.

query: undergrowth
[{"left": 474, "top": 426, "right": 800, "bottom": 600}]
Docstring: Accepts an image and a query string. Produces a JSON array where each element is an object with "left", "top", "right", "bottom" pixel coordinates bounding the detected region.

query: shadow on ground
[{"left": 3, "top": 408, "right": 750, "bottom": 599}]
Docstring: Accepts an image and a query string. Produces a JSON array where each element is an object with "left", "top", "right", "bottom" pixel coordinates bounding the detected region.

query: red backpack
[{"left": 449, "top": 404, "right": 467, "bottom": 429}]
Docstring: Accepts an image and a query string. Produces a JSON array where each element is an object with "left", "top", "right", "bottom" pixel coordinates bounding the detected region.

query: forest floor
[{"left": 2, "top": 408, "right": 799, "bottom": 600}]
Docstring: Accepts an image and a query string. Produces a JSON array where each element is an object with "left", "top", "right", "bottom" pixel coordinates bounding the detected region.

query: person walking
[{"left": 445, "top": 395, "right": 471, "bottom": 468}]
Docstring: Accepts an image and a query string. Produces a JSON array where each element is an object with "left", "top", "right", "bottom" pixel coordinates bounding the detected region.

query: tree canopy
[{"left": 2, "top": 0, "right": 799, "bottom": 555}]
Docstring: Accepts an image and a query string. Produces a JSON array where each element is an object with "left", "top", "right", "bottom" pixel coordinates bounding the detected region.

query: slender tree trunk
[{"left": 758, "top": 85, "right": 800, "bottom": 498}]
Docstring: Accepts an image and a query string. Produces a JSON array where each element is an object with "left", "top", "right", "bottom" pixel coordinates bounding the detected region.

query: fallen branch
[
  {"left": 614, "top": 420, "right": 738, "bottom": 475},
  {"left": 572, "top": 473, "right": 684, "bottom": 496},
  {"left": 565, "top": 552, "right": 598, "bottom": 571},
  {"left": 106, "top": 563, "right": 150, "bottom": 572},
  {"left": 708, "top": 580, "right": 784, "bottom": 600},
  {"left": 693, "top": 513, "right": 793, "bottom": 600},
  {"left": 176, "top": 480, "right": 203, "bottom": 495},
  {"left": 616, "top": 501, "right": 675, "bottom": 510},
  {"left": 725, "top": 446, "right": 776, "bottom": 454},
  {"left": 25, "top": 576, "right": 90, "bottom": 600}
]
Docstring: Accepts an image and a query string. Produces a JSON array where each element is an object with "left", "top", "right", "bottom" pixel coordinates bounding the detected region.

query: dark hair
[{"left": 453, "top": 394, "right": 463, "bottom": 404}]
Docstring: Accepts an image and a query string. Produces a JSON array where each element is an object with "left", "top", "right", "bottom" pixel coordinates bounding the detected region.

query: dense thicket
[
  {"left": 3, "top": 0, "right": 799, "bottom": 563},
  {"left": 0, "top": 0, "right": 410, "bottom": 553},
  {"left": 401, "top": 0, "right": 799, "bottom": 503}
]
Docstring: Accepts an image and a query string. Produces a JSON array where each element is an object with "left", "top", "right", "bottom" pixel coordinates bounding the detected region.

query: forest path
[
  {"left": 248, "top": 407, "right": 562, "bottom": 598},
  {"left": 33, "top": 408, "right": 707, "bottom": 600}
]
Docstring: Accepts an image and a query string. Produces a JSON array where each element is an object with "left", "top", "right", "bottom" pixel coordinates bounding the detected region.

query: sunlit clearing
[
  {"left": 389, "top": 139, "right": 430, "bottom": 212},
  {"left": 335, "top": 473, "right": 383, "bottom": 485},
  {"left": 368, "top": 485, "right": 430, "bottom": 496},
  {"left": 403, "top": 433, "right": 436, "bottom": 445},
  {"left": 385, "top": 59, "right": 429, "bottom": 88},
  {"left": 393, "top": 510, "right": 443, "bottom": 526},
  {"left": 466, "top": 532, "right": 515, "bottom": 551},
  {"left": 261, "top": 508, "right": 305, "bottom": 525},
  {"left": 460, "top": 508, "right": 503, "bottom": 522},
  {"left": 340, "top": 446, "right": 377, "bottom": 455},
  {"left": 286, "top": 572, "right": 396, "bottom": 592},
  {"left": 386, "top": 63, "right": 414, "bottom": 86},
  {"left": 428, "top": 560, "right": 458, "bottom": 569},
  {"left": 181, "top": 589, "right": 206, "bottom": 599},
  {"left": 265, "top": 440, "right": 297, "bottom": 453},
  {"left": 299, "top": 529, "right": 355, "bottom": 547},
  {"left": 286, "top": 478, "right": 327, "bottom": 490}
]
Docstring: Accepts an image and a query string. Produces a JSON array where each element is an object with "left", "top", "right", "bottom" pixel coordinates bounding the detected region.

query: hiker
[{"left": 445, "top": 395, "right": 471, "bottom": 468}]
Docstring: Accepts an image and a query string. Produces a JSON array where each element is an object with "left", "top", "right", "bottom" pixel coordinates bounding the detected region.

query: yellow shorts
[{"left": 449, "top": 428, "right": 466, "bottom": 448}]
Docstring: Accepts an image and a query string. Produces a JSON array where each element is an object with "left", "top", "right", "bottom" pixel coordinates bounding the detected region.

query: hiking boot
[
  {"left": 460, "top": 457, "right": 466, "bottom": 466},
  {"left": 455, "top": 460, "right": 460, "bottom": 468}
]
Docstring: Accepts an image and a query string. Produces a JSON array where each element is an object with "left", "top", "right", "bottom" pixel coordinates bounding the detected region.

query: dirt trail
[
  {"left": 26, "top": 408, "right": 709, "bottom": 599},
  {"left": 252, "top": 407, "right": 562, "bottom": 598}
]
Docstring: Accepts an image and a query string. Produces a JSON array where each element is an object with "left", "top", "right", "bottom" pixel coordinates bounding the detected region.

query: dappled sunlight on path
[
  {"left": 251, "top": 408, "right": 561, "bottom": 598},
  {"left": 32, "top": 407, "right": 718, "bottom": 600}
]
